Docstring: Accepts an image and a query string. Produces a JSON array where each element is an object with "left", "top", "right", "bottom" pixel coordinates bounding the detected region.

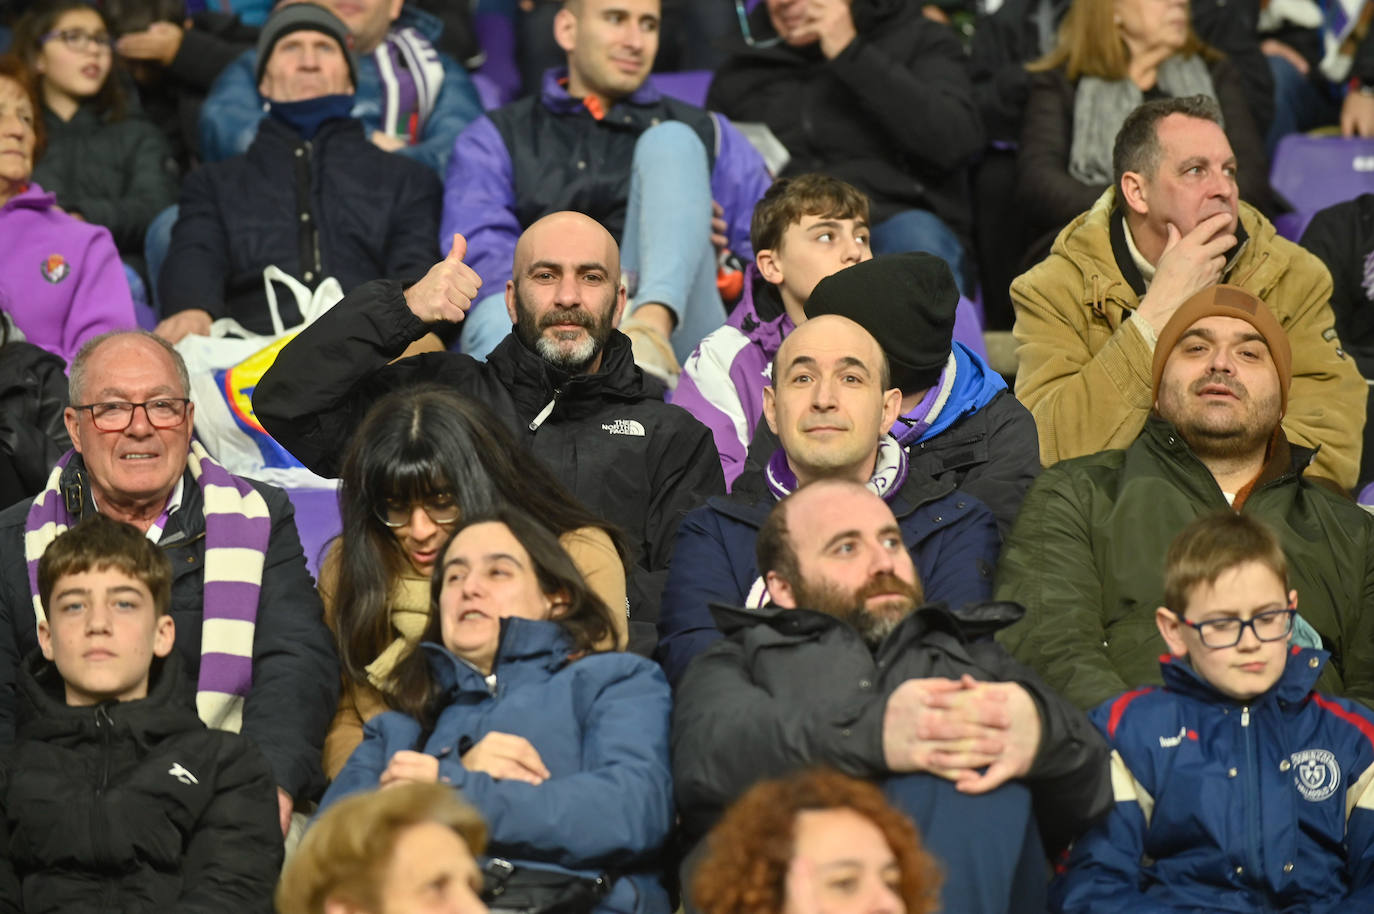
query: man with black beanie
[
  {"left": 741, "top": 252, "right": 1040, "bottom": 538},
  {"left": 802, "top": 252, "right": 1041, "bottom": 536}
]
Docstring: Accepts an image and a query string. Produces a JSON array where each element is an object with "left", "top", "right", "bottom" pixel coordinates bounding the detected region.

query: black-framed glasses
[
  {"left": 71, "top": 398, "right": 190, "bottom": 432},
  {"left": 1182, "top": 607, "right": 1297, "bottom": 648},
  {"left": 735, "top": 0, "right": 782, "bottom": 48},
  {"left": 375, "top": 494, "right": 461, "bottom": 528},
  {"left": 41, "top": 29, "right": 113, "bottom": 53}
]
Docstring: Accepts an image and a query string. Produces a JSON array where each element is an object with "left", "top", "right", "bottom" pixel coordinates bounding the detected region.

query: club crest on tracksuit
[
  {"left": 39, "top": 254, "right": 69, "bottom": 284},
  {"left": 1291, "top": 748, "right": 1340, "bottom": 801}
]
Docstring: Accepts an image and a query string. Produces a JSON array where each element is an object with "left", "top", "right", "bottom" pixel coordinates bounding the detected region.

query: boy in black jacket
[{"left": 0, "top": 514, "right": 282, "bottom": 913}]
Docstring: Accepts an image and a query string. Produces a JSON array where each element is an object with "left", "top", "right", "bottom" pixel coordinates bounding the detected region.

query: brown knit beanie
[{"left": 1150, "top": 285, "right": 1291, "bottom": 413}]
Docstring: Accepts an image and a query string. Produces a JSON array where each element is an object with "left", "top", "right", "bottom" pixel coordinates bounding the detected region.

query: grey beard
[{"left": 534, "top": 334, "right": 599, "bottom": 374}]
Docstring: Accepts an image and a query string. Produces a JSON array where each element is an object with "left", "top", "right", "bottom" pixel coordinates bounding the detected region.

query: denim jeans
[
  {"left": 144, "top": 204, "right": 179, "bottom": 315},
  {"left": 1265, "top": 53, "right": 1340, "bottom": 157},
  {"left": 621, "top": 120, "right": 727, "bottom": 364},
  {"left": 884, "top": 774, "right": 1048, "bottom": 914},
  {"left": 457, "top": 289, "right": 513, "bottom": 358},
  {"left": 459, "top": 121, "right": 727, "bottom": 361},
  {"left": 871, "top": 207, "right": 971, "bottom": 297}
]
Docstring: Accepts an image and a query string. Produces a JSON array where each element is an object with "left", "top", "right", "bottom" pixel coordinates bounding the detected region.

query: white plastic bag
[{"left": 175, "top": 267, "right": 344, "bottom": 489}]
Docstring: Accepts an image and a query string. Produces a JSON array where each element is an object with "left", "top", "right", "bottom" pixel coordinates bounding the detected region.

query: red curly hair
[{"left": 692, "top": 769, "right": 941, "bottom": 914}]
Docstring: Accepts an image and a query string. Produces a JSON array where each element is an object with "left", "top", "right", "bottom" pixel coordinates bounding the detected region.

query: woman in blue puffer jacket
[{"left": 318, "top": 506, "right": 674, "bottom": 914}]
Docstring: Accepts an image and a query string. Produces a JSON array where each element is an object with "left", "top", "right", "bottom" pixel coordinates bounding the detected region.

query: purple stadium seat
[
  {"left": 472, "top": 11, "right": 521, "bottom": 109},
  {"left": 1270, "top": 134, "right": 1374, "bottom": 240},
  {"left": 284, "top": 487, "right": 341, "bottom": 582},
  {"left": 133, "top": 300, "right": 159, "bottom": 331},
  {"left": 652, "top": 69, "right": 713, "bottom": 107},
  {"left": 954, "top": 296, "right": 988, "bottom": 361}
]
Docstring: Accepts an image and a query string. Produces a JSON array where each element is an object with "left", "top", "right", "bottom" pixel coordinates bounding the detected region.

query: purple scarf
[
  {"left": 24, "top": 444, "right": 269, "bottom": 729},
  {"left": 765, "top": 434, "right": 910, "bottom": 502}
]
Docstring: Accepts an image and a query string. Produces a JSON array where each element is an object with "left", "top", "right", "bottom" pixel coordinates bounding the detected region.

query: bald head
[
  {"left": 764, "top": 315, "right": 901, "bottom": 487},
  {"left": 506, "top": 211, "right": 626, "bottom": 375},
  {"left": 513, "top": 211, "right": 620, "bottom": 282},
  {"left": 773, "top": 314, "right": 890, "bottom": 391}
]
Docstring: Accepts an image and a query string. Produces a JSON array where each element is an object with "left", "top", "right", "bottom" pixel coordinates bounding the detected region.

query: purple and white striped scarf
[
  {"left": 764, "top": 433, "right": 910, "bottom": 503},
  {"left": 374, "top": 28, "right": 444, "bottom": 141},
  {"left": 24, "top": 442, "right": 269, "bottom": 732}
]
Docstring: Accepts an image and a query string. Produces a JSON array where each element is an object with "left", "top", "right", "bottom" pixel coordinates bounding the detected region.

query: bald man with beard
[{"left": 255, "top": 213, "right": 726, "bottom": 653}]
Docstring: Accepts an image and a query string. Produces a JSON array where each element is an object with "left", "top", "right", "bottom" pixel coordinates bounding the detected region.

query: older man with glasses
[{"left": 0, "top": 329, "right": 338, "bottom": 841}]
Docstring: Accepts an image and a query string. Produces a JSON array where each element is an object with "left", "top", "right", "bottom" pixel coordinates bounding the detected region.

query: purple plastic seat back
[
  {"left": 1270, "top": 135, "right": 1374, "bottom": 240},
  {"left": 954, "top": 296, "right": 988, "bottom": 361},
  {"left": 472, "top": 11, "right": 520, "bottom": 109},
  {"left": 284, "top": 487, "right": 341, "bottom": 582},
  {"left": 651, "top": 70, "right": 713, "bottom": 107}
]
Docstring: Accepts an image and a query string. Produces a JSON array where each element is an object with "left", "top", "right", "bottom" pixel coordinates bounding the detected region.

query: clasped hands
[{"left": 882, "top": 674, "right": 1042, "bottom": 794}]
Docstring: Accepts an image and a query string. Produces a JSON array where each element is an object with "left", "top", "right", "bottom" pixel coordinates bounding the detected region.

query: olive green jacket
[
  {"left": 1011, "top": 188, "right": 1365, "bottom": 490},
  {"left": 995, "top": 416, "right": 1374, "bottom": 711}
]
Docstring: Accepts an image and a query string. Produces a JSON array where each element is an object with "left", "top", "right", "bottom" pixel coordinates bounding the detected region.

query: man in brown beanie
[
  {"left": 1010, "top": 95, "right": 1365, "bottom": 491},
  {"left": 994, "top": 285, "right": 1374, "bottom": 712}
]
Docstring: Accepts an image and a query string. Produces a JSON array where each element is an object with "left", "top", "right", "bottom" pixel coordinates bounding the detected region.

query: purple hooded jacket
[
  {"left": 0, "top": 184, "right": 134, "bottom": 363},
  {"left": 673, "top": 267, "right": 792, "bottom": 490},
  {"left": 439, "top": 70, "right": 772, "bottom": 293}
]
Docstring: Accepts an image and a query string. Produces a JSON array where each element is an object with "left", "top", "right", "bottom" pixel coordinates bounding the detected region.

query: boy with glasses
[{"left": 1052, "top": 511, "right": 1374, "bottom": 911}]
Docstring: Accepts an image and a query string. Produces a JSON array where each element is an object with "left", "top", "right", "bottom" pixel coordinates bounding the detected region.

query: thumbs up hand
[{"left": 403, "top": 233, "right": 483, "bottom": 324}]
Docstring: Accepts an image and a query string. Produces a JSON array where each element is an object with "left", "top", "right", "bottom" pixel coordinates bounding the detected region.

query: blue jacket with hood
[
  {"left": 318, "top": 618, "right": 674, "bottom": 914},
  {"left": 1053, "top": 648, "right": 1374, "bottom": 913},
  {"left": 898, "top": 341, "right": 1040, "bottom": 539}
]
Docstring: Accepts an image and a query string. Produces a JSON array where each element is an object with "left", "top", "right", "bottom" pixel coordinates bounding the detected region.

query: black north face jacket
[
  {"left": 255, "top": 279, "right": 726, "bottom": 652},
  {"left": 0, "top": 652, "right": 282, "bottom": 913}
]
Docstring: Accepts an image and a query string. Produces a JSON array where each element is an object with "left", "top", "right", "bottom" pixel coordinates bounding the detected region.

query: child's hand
[
  {"left": 461, "top": 732, "right": 550, "bottom": 785},
  {"left": 380, "top": 750, "right": 441, "bottom": 788}
]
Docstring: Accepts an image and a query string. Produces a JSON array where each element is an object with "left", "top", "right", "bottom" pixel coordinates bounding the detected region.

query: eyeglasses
[
  {"left": 1182, "top": 607, "right": 1297, "bottom": 648},
  {"left": 41, "top": 29, "right": 113, "bottom": 53},
  {"left": 375, "top": 494, "right": 461, "bottom": 528},
  {"left": 735, "top": 0, "right": 782, "bottom": 48},
  {"left": 72, "top": 398, "right": 190, "bottom": 432}
]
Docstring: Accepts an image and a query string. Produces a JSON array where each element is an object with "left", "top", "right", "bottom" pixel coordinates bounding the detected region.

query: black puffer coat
[
  {"left": 706, "top": 0, "right": 983, "bottom": 240},
  {"left": 32, "top": 103, "right": 178, "bottom": 256},
  {"left": 253, "top": 279, "right": 726, "bottom": 653},
  {"left": 0, "top": 651, "right": 282, "bottom": 913},
  {"left": 0, "top": 338, "right": 69, "bottom": 511},
  {"left": 159, "top": 116, "right": 441, "bottom": 334}
]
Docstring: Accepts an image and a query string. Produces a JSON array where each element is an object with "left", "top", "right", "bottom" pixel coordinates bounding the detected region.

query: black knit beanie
[
  {"left": 804, "top": 252, "right": 958, "bottom": 393},
  {"left": 255, "top": 2, "right": 359, "bottom": 88}
]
